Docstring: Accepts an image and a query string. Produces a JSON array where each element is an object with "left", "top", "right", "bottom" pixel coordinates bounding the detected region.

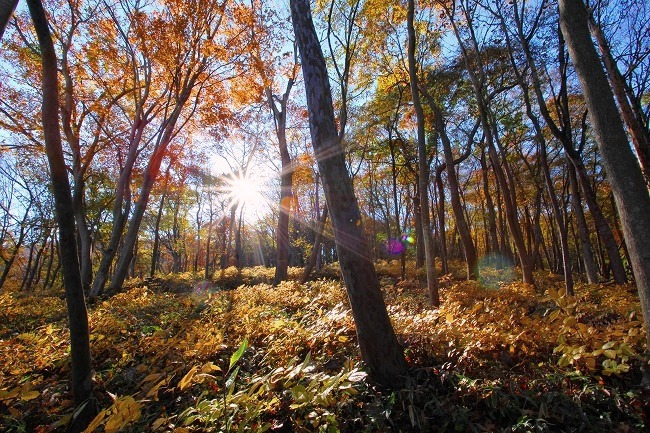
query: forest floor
[{"left": 0, "top": 262, "right": 649, "bottom": 432}]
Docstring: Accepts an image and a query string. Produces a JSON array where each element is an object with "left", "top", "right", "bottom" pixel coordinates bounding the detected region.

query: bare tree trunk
[
  {"left": 589, "top": 18, "right": 650, "bottom": 186},
  {"left": 559, "top": 0, "right": 650, "bottom": 376},
  {"left": 301, "top": 205, "right": 328, "bottom": 284},
  {"left": 0, "top": 0, "right": 18, "bottom": 40},
  {"left": 480, "top": 149, "right": 500, "bottom": 266},
  {"left": 291, "top": 0, "right": 407, "bottom": 387},
  {"left": 575, "top": 196, "right": 600, "bottom": 281},
  {"left": 27, "top": 0, "right": 96, "bottom": 429},
  {"left": 150, "top": 194, "right": 165, "bottom": 278},
  {"left": 435, "top": 169, "right": 449, "bottom": 275},
  {"left": 428, "top": 95, "right": 478, "bottom": 280},
  {"left": 268, "top": 83, "right": 295, "bottom": 285},
  {"left": 407, "top": 0, "right": 439, "bottom": 305}
]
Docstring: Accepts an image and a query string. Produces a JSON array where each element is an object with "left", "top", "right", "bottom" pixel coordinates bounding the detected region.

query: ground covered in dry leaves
[{"left": 1, "top": 262, "right": 648, "bottom": 432}]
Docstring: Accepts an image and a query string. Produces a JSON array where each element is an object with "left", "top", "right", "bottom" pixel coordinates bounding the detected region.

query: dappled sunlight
[
  {"left": 477, "top": 254, "right": 517, "bottom": 289},
  {"left": 1, "top": 269, "right": 646, "bottom": 431}
]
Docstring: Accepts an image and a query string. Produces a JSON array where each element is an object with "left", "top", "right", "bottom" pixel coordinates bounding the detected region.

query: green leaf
[
  {"left": 225, "top": 366, "right": 240, "bottom": 391},
  {"left": 229, "top": 338, "right": 248, "bottom": 370}
]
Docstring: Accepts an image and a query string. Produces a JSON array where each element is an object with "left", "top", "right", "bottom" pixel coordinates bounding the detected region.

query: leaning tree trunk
[
  {"left": 589, "top": 18, "right": 650, "bottom": 186},
  {"left": 27, "top": 0, "right": 96, "bottom": 429},
  {"left": 559, "top": 0, "right": 650, "bottom": 376},
  {"left": 0, "top": 0, "right": 18, "bottom": 40},
  {"left": 291, "top": 0, "right": 407, "bottom": 387}
]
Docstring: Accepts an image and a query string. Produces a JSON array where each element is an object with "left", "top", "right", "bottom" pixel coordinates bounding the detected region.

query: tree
[
  {"left": 407, "top": 0, "right": 440, "bottom": 305},
  {"left": 0, "top": 0, "right": 18, "bottom": 40},
  {"left": 26, "top": 0, "right": 96, "bottom": 429},
  {"left": 559, "top": 0, "right": 650, "bottom": 376},
  {"left": 290, "top": 0, "right": 407, "bottom": 387}
]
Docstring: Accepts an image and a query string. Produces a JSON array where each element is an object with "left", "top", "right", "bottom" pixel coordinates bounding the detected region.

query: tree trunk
[
  {"left": 150, "top": 193, "right": 166, "bottom": 278},
  {"left": 268, "top": 84, "right": 295, "bottom": 285},
  {"left": 559, "top": 0, "right": 650, "bottom": 372},
  {"left": 291, "top": 0, "right": 407, "bottom": 387},
  {"left": 407, "top": 0, "right": 439, "bottom": 305},
  {"left": 27, "top": 0, "right": 96, "bottom": 429},
  {"left": 435, "top": 169, "right": 449, "bottom": 275},
  {"left": 588, "top": 18, "right": 650, "bottom": 186},
  {"left": 301, "top": 205, "right": 328, "bottom": 284},
  {"left": 569, "top": 152, "right": 627, "bottom": 283},
  {"left": 0, "top": 0, "right": 18, "bottom": 40},
  {"left": 568, "top": 157, "right": 598, "bottom": 283},
  {"left": 89, "top": 121, "right": 143, "bottom": 298},
  {"left": 431, "top": 99, "right": 477, "bottom": 280},
  {"left": 480, "top": 149, "right": 500, "bottom": 266}
]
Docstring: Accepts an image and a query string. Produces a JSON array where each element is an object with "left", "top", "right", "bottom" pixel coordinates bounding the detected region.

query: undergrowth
[{"left": 0, "top": 263, "right": 648, "bottom": 432}]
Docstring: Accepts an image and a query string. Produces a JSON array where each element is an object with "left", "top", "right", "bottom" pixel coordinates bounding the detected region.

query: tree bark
[
  {"left": 291, "top": 0, "right": 407, "bottom": 387},
  {"left": 267, "top": 84, "right": 295, "bottom": 285},
  {"left": 301, "top": 205, "right": 328, "bottom": 284},
  {"left": 567, "top": 159, "right": 598, "bottom": 283},
  {"left": 425, "top": 92, "right": 478, "bottom": 280},
  {"left": 0, "top": 0, "right": 18, "bottom": 40},
  {"left": 588, "top": 17, "right": 650, "bottom": 187},
  {"left": 27, "top": 0, "right": 96, "bottom": 429},
  {"left": 407, "top": 0, "right": 439, "bottom": 305},
  {"left": 559, "top": 0, "right": 650, "bottom": 370}
]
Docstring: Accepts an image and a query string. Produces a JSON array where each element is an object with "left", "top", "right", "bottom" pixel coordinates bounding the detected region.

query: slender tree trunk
[
  {"left": 266, "top": 83, "right": 296, "bottom": 285},
  {"left": 301, "top": 205, "right": 328, "bottom": 284},
  {"left": 388, "top": 135, "right": 406, "bottom": 279},
  {"left": 407, "top": 0, "right": 439, "bottom": 305},
  {"left": 589, "top": 18, "right": 650, "bottom": 186},
  {"left": 569, "top": 153, "right": 627, "bottom": 283},
  {"left": 522, "top": 84, "right": 574, "bottom": 292},
  {"left": 89, "top": 122, "right": 143, "bottom": 298},
  {"left": 0, "top": 210, "right": 29, "bottom": 290},
  {"left": 560, "top": 0, "right": 650, "bottom": 375},
  {"left": 413, "top": 192, "right": 425, "bottom": 269},
  {"left": 205, "top": 208, "right": 213, "bottom": 280},
  {"left": 480, "top": 149, "right": 500, "bottom": 266},
  {"left": 291, "top": 0, "right": 407, "bottom": 387},
  {"left": 513, "top": 8, "right": 626, "bottom": 284},
  {"left": 109, "top": 138, "right": 173, "bottom": 294},
  {"left": 150, "top": 193, "right": 166, "bottom": 278},
  {"left": 435, "top": 106, "right": 477, "bottom": 280},
  {"left": 435, "top": 170, "right": 449, "bottom": 275},
  {"left": 27, "top": 0, "right": 96, "bottom": 429}
]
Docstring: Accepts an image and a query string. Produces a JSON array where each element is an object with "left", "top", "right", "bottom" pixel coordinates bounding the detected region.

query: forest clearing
[{"left": 1, "top": 263, "right": 648, "bottom": 432}]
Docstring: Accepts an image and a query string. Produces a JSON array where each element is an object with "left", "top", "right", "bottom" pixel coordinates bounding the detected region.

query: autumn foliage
[{"left": 0, "top": 263, "right": 647, "bottom": 432}]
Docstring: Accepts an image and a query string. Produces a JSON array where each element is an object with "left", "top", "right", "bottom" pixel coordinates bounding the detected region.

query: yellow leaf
[
  {"left": 563, "top": 317, "right": 577, "bottom": 326},
  {"left": 141, "top": 373, "right": 163, "bottom": 385},
  {"left": 201, "top": 362, "right": 222, "bottom": 373},
  {"left": 20, "top": 390, "right": 39, "bottom": 401},
  {"left": 146, "top": 379, "right": 167, "bottom": 400},
  {"left": 83, "top": 408, "right": 108, "bottom": 433},
  {"left": 152, "top": 417, "right": 168, "bottom": 430},
  {"left": 445, "top": 313, "right": 453, "bottom": 323},
  {"left": 338, "top": 336, "right": 349, "bottom": 342},
  {"left": 178, "top": 366, "right": 198, "bottom": 391},
  {"left": 0, "top": 386, "right": 20, "bottom": 401}
]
